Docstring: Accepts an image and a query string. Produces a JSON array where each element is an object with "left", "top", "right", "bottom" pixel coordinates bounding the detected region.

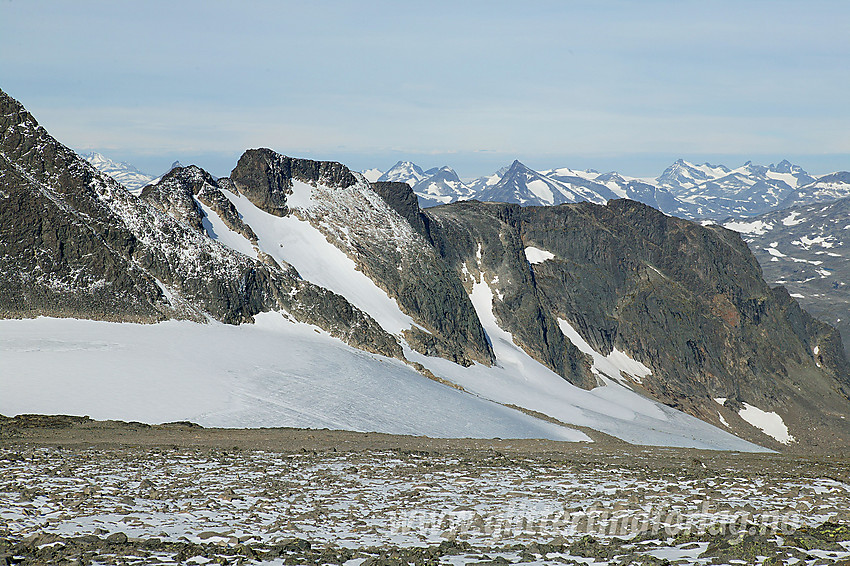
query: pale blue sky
[{"left": 2, "top": 0, "right": 848, "bottom": 178}]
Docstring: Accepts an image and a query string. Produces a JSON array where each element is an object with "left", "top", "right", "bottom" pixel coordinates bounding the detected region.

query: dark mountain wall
[
  {"left": 0, "top": 88, "right": 169, "bottom": 322},
  {"left": 422, "top": 199, "right": 850, "bottom": 449}
]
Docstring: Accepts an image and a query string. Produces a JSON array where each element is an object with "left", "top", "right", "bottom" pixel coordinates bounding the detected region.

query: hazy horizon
[{"left": 2, "top": 0, "right": 847, "bottom": 179}]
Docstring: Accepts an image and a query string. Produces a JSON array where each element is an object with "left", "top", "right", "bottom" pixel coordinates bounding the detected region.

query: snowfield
[{"left": 0, "top": 315, "right": 586, "bottom": 441}]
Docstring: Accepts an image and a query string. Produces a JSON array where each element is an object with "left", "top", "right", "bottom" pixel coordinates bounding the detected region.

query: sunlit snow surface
[
  {"left": 221, "top": 181, "right": 415, "bottom": 335},
  {"left": 714, "top": 398, "right": 795, "bottom": 444},
  {"left": 0, "top": 315, "right": 586, "bottom": 441},
  {"left": 524, "top": 246, "right": 555, "bottom": 264}
]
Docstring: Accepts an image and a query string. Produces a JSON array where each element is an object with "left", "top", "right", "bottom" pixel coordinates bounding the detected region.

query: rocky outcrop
[
  {"left": 423, "top": 202, "right": 597, "bottom": 389},
  {"left": 0, "top": 88, "right": 171, "bottom": 322},
  {"left": 518, "top": 200, "right": 850, "bottom": 405},
  {"left": 227, "top": 150, "right": 494, "bottom": 367},
  {"left": 229, "top": 149, "right": 356, "bottom": 216},
  {"left": 369, "top": 181, "right": 432, "bottom": 241},
  {"left": 142, "top": 166, "right": 258, "bottom": 245}
]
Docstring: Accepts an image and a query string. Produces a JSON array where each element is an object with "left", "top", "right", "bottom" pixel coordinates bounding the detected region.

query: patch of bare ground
[{"left": 2, "top": 415, "right": 850, "bottom": 565}]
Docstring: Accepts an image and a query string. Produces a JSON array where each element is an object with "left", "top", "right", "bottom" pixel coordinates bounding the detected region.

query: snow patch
[
  {"left": 404, "top": 278, "right": 764, "bottom": 450},
  {"left": 196, "top": 199, "right": 257, "bottom": 260},
  {"left": 557, "top": 318, "right": 652, "bottom": 384},
  {"left": 221, "top": 185, "right": 414, "bottom": 335},
  {"left": 713, "top": 398, "right": 795, "bottom": 444},
  {"left": 524, "top": 246, "right": 555, "bottom": 264},
  {"left": 738, "top": 403, "right": 795, "bottom": 444},
  {"left": 782, "top": 211, "right": 805, "bottom": 226},
  {"left": 723, "top": 219, "right": 774, "bottom": 235},
  {"left": 526, "top": 179, "right": 555, "bottom": 205}
]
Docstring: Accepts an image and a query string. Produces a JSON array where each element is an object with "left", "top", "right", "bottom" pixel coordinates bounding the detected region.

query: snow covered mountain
[
  {"left": 3, "top": 86, "right": 850, "bottom": 451},
  {"left": 475, "top": 160, "right": 617, "bottom": 206},
  {"left": 410, "top": 166, "right": 474, "bottom": 207},
  {"left": 361, "top": 167, "right": 383, "bottom": 183},
  {"left": 374, "top": 158, "right": 850, "bottom": 219},
  {"left": 659, "top": 159, "right": 819, "bottom": 218},
  {"left": 376, "top": 160, "right": 428, "bottom": 186},
  {"left": 780, "top": 171, "right": 850, "bottom": 209},
  {"left": 81, "top": 151, "right": 155, "bottom": 194}
]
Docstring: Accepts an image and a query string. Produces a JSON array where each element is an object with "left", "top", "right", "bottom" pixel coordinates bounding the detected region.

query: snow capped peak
[
  {"left": 361, "top": 168, "right": 383, "bottom": 183},
  {"left": 80, "top": 151, "right": 155, "bottom": 194},
  {"left": 412, "top": 165, "right": 473, "bottom": 207},
  {"left": 377, "top": 161, "right": 427, "bottom": 187}
]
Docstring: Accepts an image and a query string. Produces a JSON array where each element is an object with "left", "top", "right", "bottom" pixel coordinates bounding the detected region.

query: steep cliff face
[
  {"left": 0, "top": 88, "right": 172, "bottom": 322},
  {"left": 422, "top": 202, "right": 596, "bottom": 388},
  {"left": 421, "top": 199, "right": 850, "bottom": 449}
]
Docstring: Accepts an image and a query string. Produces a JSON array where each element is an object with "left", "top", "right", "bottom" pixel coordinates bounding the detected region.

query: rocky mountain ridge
[{"left": 3, "top": 87, "right": 850, "bottom": 451}]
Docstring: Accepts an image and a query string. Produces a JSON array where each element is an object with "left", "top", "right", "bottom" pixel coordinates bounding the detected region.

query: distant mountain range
[
  {"left": 723, "top": 197, "right": 850, "bottom": 356},
  {"left": 82, "top": 152, "right": 184, "bottom": 194},
  {"left": 81, "top": 152, "right": 155, "bottom": 194},
  {"left": 369, "top": 159, "right": 850, "bottom": 220}
]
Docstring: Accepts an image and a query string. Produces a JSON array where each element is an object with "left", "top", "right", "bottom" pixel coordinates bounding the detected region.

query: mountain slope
[
  {"left": 0, "top": 87, "right": 399, "bottom": 357},
  {"left": 781, "top": 172, "right": 850, "bottom": 209},
  {"left": 376, "top": 160, "right": 427, "bottom": 186},
  {"left": 423, "top": 199, "right": 850, "bottom": 450},
  {"left": 476, "top": 160, "right": 617, "bottom": 206},
  {"left": 410, "top": 166, "right": 473, "bottom": 207}
]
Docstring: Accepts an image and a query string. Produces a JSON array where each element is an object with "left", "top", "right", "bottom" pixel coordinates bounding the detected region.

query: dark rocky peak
[
  {"left": 739, "top": 160, "right": 768, "bottom": 177},
  {"left": 157, "top": 164, "right": 217, "bottom": 192},
  {"left": 507, "top": 159, "right": 529, "bottom": 172},
  {"left": 229, "top": 148, "right": 357, "bottom": 217},
  {"left": 1, "top": 88, "right": 38, "bottom": 132},
  {"left": 495, "top": 160, "right": 538, "bottom": 186},
  {"left": 141, "top": 164, "right": 259, "bottom": 246},
  {"left": 770, "top": 159, "right": 798, "bottom": 174},
  {"left": 140, "top": 165, "right": 220, "bottom": 233}
]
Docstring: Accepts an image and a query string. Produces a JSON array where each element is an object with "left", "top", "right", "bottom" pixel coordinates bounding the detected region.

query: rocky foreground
[{"left": 2, "top": 416, "right": 850, "bottom": 565}]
